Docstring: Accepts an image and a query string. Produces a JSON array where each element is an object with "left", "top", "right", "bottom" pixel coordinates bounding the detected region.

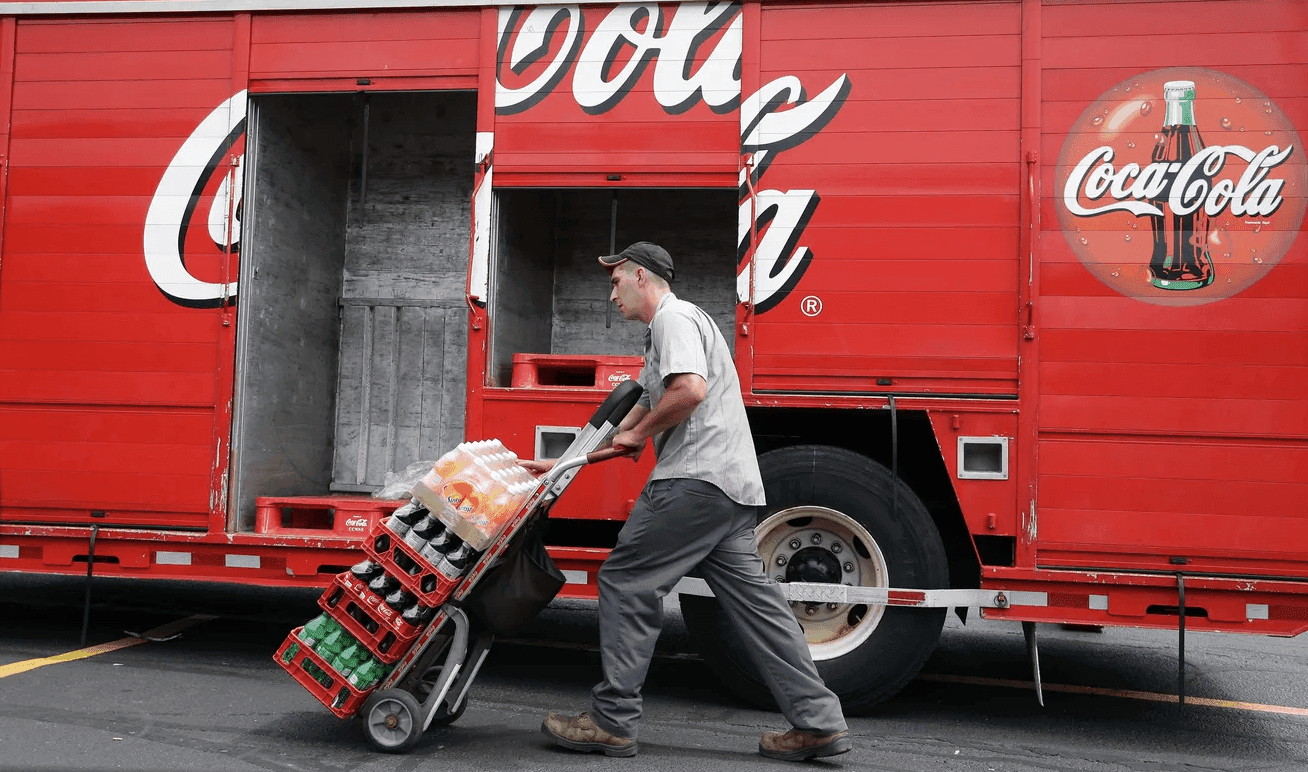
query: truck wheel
[
  {"left": 681, "top": 445, "right": 949, "bottom": 714},
  {"left": 361, "top": 688, "right": 424, "bottom": 753}
]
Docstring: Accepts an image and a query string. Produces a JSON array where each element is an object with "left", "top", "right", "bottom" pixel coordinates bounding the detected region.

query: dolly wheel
[{"left": 362, "top": 688, "right": 423, "bottom": 753}]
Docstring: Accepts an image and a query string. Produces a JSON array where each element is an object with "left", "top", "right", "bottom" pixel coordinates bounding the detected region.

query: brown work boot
[
  {"left": 759, "top": 728, "right": 852, "bottom": 761},
  {"left": 541, "top": 712, "right": 638, "bottom": 757}
]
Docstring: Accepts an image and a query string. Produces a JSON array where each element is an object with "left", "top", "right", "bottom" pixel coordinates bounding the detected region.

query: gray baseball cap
[{"left": 598, "top": 241, "right": 675, "bottom": 283}]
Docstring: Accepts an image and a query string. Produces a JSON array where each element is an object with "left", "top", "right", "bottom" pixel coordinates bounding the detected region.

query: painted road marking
[
  {"left": 919, "top": 673, "right": 1308, "bottom": 717},
  {"left": 0, "top": 614, "right": 216, "bottom": 679}
]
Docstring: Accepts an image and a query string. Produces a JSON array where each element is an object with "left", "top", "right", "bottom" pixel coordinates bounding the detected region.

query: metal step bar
[{"left": 672, "top": 577, "right": 1047, "bottom": 610}]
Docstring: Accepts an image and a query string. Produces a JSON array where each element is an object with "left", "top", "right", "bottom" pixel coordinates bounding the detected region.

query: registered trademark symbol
[{"left": 800, "top": 296, "right": 822, "bottom": 316}]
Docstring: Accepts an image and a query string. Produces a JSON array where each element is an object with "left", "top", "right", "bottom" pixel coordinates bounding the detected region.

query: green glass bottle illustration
[{"left": 1149, "top": 80, "right": 1215, "bottom": 290}]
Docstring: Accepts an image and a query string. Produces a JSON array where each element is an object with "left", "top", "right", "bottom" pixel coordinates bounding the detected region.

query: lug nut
[
  {"left": 831, "top": 542, "right": 843, "bottom": 554},
  {"left": 804, "top": 605, "right": 818, "bottom": 616},
  {"left": 810, "top": 533, "right": 822, "bottom": 544},
  {"left": 776, "top": 555, "right": 788, "bottom": 566},
  {"left": 827, "top": 603, "right": 839, "bottom": 610},
  {"left": 843, "top": 562, "right": 855, "bottom": 573},
  {"left": 789, "top": 538, "right": 802, "bottom": 550}
]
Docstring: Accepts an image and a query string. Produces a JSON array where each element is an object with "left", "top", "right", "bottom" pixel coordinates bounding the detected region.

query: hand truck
[{"left": 275, "top": 380, "right": 644, "bottom": 753}]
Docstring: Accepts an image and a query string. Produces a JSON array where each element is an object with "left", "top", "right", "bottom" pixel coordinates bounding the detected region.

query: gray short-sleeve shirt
[{"left": 637, "top": 293, "right": 765, "bottom": 506}]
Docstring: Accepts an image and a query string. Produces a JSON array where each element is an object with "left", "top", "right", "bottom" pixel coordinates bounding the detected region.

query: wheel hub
[
  {"left": 384, "top": 714, "right": 400, "bottom": 730},
  {"left": 756, "top": 506, "right": 889, "bottom": 660},
  {"left": 785, "top": 547, "right": 843, "bottom": 584}
]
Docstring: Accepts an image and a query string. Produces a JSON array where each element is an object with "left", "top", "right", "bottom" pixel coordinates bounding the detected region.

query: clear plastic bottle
[
  {"left": 436, "top": 539, "right": 479, "bottom": 580},
  {"left": 348, "top": 559, "right": 384, "bottom": 585},
  {"left": 384, "top": 587, "right": 416, "bottom": 613},
  {"left": 403, "top": 513, "right": 444, "bottom": 551},
  {"left": 383, "top": 500, "right": 426, "bottom": 538},
  {"left": 400, "top": 602, "right": 434, "bottom": 628},
  {"left": 367, "top": 572, "right": 400, "bottom": 599},
  {"left": 433, "top": 442, "right": 475, "bottom": 478},
  {"left": 418, "top": 526, "right": 456, "bottom": 568}
]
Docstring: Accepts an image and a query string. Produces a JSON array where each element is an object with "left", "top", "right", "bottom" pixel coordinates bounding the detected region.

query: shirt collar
[
  {"left": 647, "top": 292, "right": 676, "bottom": 328},
  {"left": 643, "top": 292, "right": 676, "bottom": 353}
]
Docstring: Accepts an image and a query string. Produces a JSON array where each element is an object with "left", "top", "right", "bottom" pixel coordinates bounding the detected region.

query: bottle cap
[{"left": 1163, "top": 80, "right": 1196, "bottom": 102}]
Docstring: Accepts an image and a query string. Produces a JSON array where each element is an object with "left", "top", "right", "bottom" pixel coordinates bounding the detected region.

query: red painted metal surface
[{"left": 0, "top": 1, "right": 1303, "bottom": 653}]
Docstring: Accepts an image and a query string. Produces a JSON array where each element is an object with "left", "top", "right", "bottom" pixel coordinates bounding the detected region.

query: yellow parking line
[
  {"left": 919, "top": 673, "right": 1308, "bottom": 717},
  {"left": 0, "top": 614, "right": 215, "bottom": 680}
]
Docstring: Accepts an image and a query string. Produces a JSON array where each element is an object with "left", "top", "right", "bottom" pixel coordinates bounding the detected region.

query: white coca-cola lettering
[
  {"left": 496, "top": 6, "right": 585, "bottom": 115},
  {"left": 741, "top": 75, "right": 852, "bottom": 156},
  {"left": 653, "top": 2, "right": 741, "bottom": 114},
  {"left": 573, "top": 4, "right": 664, "bottom": 114},
  {"left": 498, "top": 1, "right": 743, "bottom": 116},
  {"left": 1063, "top": 143, "right": 1293, "bottom": 219},
  {"left": 496, "top": 3, "right": 849, "bottom": 315},
  {"left": 144, "top": 89, "right": 246, "bottom": 308},
  {"left": 152, "top": 4, "right": 848, "bottom": 313},
  {"left": 737, "top": 189, "right": 819, "bottom": 312}
]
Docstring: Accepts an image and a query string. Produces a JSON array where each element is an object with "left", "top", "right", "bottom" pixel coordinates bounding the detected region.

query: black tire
[
  {"left": 682, "top": 445, "right": 949, "bottom": 714},
  {"left": 361, "top": 688, "right": 424, "bottom": 753}
]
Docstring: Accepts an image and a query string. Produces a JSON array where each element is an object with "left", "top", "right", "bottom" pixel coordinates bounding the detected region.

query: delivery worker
[{"left": 524, "top": 242, "right": 850, "bottom": 761}]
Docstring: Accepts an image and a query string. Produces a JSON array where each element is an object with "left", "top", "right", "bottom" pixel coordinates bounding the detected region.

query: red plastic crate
[
  {"left": 363, "top": 527, "right": 462, "bottom": 608},
  {"left": 318, "top": 572, "right": 424, "bottom": 664},
  {"left": 273, "top": 627, "right": 373, "bottom": 719},
  {"left": 254, "top": 495, "right": 402, "bottom": 538}
]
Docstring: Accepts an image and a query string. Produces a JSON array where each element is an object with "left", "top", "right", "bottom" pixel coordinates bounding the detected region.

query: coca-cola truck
[{"left": 1, "top": 0, "right": 1304, "bottom": 711}]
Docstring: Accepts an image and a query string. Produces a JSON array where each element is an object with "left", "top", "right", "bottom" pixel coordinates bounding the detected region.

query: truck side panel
[
  {"left": 0, "top": 16, "right": 240, "bottom": 531},
  {"left": 749, "top": 1, "right": 1024, "bottom": 397},
  {"left": 1036, "top": 0, "right": 1308, "bottom": 578}
]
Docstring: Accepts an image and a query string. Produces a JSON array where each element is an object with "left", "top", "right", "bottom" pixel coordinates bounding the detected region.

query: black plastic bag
[{"left": 462, "top": 519, "right": 565, "bottom": 636}]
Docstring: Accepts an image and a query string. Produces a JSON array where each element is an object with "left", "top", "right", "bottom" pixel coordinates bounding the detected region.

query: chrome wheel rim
[{"left": 756, "top": 505, "right": 889, "bottom": 660}]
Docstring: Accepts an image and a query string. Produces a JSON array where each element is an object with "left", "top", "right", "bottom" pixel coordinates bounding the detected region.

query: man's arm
[
  {"left": 520, "top": 402, "right": 656, "bottom": 476},
  {"left": 610, "top": 372, "right": 706, "bottom": 453}
]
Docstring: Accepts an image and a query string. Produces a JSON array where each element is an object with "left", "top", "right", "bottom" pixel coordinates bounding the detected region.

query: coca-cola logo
[
  {"left": 1056, "top": 68, "right": 1306, "bottom": 306},
  {"left": 495, "top": 3, "right": 850, "bottom": 313},
  {"left": 151, "top": 4, "right": 851, "bottom": 314},
  {"left": 144, "top": 91, "right": 246, "bottom": 308},
  {"left": 344, "top": 517, "right": 370, "bottom": 530}
]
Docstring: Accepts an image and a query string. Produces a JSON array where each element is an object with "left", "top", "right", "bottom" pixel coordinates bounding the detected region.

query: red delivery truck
[{"left": 1, "top": 0, "right": 1305, "bottom": 712}]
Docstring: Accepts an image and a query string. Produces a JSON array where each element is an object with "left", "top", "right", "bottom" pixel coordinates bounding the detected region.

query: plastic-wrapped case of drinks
[
  {"left": 407, "top": 440, "right": 538, "bottom": 552},
  {"left": 276, "top": 438, "right": 536, "bottom": 716}
]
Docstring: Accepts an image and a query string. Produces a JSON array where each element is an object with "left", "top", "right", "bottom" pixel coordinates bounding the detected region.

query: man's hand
[
  {"left": 610, "top": 430, "right": 647, "bottom": 462},
  {"left": 520, "top": 458, "right": 557, "bottom": 477}
]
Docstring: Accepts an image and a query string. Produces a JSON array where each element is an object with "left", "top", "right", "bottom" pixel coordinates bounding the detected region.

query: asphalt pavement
[{"left": 1, "top": 572, "right": 1306, "bottom": 772}]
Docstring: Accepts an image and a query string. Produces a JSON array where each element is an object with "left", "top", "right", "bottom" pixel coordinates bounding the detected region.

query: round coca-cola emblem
[{"left": 1056, "top": 68, "right": 1306, "bottom": 306}]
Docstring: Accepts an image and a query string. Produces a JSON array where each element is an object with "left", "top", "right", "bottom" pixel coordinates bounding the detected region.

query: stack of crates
[
  {"left": 274, "top": 439, "right": 538, "bottom": 716},
  {"left": 273, "top": 507, "right": 469, "bottom": 716}
]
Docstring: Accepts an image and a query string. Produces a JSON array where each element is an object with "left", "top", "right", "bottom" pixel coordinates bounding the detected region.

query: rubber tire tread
[
  {"left": 360, "top": 688, "right": 424, "bottom": 754},
  {"left": 682, "top": 445, "right": 949, "bottom": 714}
]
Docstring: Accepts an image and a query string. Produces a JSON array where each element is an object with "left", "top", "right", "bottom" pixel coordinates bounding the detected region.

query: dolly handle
[
  {"left": 542, "top": 444, "right": 636, "bottom": 486},
  {"left": 587, "top": 380, "right": 644, "bottom": 430},
  {"left": 585, "top": 445, "right": 637, "bottom": 465}
]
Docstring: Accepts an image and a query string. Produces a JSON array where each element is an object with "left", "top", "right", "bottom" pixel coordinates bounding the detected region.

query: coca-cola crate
[
  {"left": 364, "top": 528, "right": 462, "bottom": 608},
  {"left": 273, "top": 627, "right": 371, "bottom": 719},
  {"left": 318, "top": 573, "right": 422, "bottom": 664}
]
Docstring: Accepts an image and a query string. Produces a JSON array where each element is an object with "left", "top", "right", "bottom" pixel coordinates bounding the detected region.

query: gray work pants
[{"left": 589, "top": 478, "right": 847, "bottom": 739}]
